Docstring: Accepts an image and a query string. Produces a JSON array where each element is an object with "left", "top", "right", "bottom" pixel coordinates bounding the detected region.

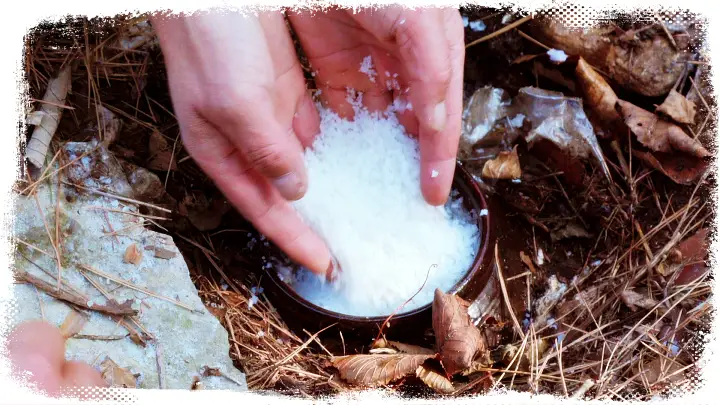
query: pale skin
[{"left": 8, "top": 8, "right": 465, "bottom": 391}]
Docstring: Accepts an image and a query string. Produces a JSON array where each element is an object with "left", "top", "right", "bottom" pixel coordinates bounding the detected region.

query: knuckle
[{"left": 244, "top": 142, "right": 288, "bottom": 175}]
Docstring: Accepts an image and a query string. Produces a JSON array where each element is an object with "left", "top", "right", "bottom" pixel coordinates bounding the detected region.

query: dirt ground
[{"left": 19, "top": 7, "right": 713, "bottom": 400}]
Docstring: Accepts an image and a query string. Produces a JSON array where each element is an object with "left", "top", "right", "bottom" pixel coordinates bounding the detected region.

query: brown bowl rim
[{"left": 265, "top": 163, "right": 492, "bottom": 323}]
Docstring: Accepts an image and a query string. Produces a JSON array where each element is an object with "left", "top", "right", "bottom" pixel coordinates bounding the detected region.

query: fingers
[
  {"left": 61, "top": 361, "right": 107, "bottom": 389},
  {"left": 181, "top": 112, "right": 332, "bottom": 276},
  {"left": 6, "top": 321, "right": 66, "bottom": 394},
  {"left": 418, "top": 8, "right": 465, "bottom": 205}
]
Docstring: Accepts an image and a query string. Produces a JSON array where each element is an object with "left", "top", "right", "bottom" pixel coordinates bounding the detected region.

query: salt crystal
[
  {"left": 537, "top": 249, "right": 545, "bottom": 266},
  {"left": 501, "top": 14, "right": 512, "bottom": 24},
  {"left": 479, "top": 209, "right": 488, "bottom": 217},
  {"left": 468, "top": 20, "right": 486, "bottom": 32},
  {"left": 431, "top": 170, "right": 439, "bottom": 178},
  {"left": 406, "top": 102, "right": 413, "bottom": 111},
  {"left": 399, "top": 19, "right": 406, "bottom": 25},
  {"left": 87, "top": 300, "right": 94, "bottom": 307},
  {"left": 462, "top": 16, "right": 469, "bottom": 27},
  {"left": 359, "top": 55, "right": 377, "bottom": 83},
  {"left": 591, "top": 259, "right": 602, "bottom": 267},
  {"left": 221, "top": 283, "right": 228, "bottom": 291},
  {"left": 547, "top": 49, "right": 568, "bottom": 63},
  {"left": 289, "top": 102, "right": 479, "bottom": 317},
  {"left": 251, "top": 286, "right": 264, "bottom": 295},
  {"left": 511, "top": 178, "right": 522, "bottom": 183},
  {"left": 248, "top": 295, "right": 258, "bottom": 309},
  {"left": 256, "top": 331, "right": 265, "bottom": 338}
]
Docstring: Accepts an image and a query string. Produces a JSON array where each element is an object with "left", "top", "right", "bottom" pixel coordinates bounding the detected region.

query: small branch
[
  {"left": 26, "top": 66, "right": 72, "bottom": 172},
  {"left": 15, "top": 269, "right": 138, "bottom": 317}
]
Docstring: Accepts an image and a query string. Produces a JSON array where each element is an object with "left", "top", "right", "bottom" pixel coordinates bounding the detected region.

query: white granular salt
[
  {"left": 547, "top": 49, "right": 568, "bottom": 63},
  {"left": 359, "top": 55, "right": 377, "bottom": 83},
  {"left": 289, "top": 106, "right": 480, "bottom": 317}
]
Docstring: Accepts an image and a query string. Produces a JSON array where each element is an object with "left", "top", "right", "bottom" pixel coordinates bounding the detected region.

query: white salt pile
[{"left": 286, "top": 104, "right": 480, "bottom": 317}]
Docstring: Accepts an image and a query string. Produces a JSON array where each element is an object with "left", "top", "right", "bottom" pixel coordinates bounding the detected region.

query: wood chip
[
  {"left": 153, "top": 247, "right": 176, "bottom": 259},
  {"left": 123, "top": 243, "right": 143, "bottom": 265}
]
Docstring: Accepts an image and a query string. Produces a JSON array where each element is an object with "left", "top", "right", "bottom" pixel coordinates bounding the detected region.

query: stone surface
[{"left": 11, "top": 142, "right": 246, "bottom": 391}]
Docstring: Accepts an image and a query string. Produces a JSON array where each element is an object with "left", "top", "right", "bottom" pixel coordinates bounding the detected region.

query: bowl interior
[{"left": 266, "top": 163, "right": 492, "bottom": 323}]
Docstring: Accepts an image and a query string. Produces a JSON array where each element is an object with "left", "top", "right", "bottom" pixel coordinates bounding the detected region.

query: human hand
[
  {"left": 5, "top": 321, "right": 106, "bottom": 396},
  {"left": 288, "top": 6, "right": 465, "bottom": 205},
  {"left": 152, "top": 11, "right": 333, "bottom": 276}
]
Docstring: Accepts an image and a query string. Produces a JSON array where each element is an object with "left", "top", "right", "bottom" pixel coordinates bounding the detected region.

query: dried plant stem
[
  {"left": 466, "top": 15, "right": 533, "bottom": 48},
  {"left": 15, "top": 269, "right": 137, "bottom": 316},
  {"left": 495, "top": 242, "right": 525, "bottom": 340},
  {"left": 26, "top": 66, "right": 72, "bottom": 171}
]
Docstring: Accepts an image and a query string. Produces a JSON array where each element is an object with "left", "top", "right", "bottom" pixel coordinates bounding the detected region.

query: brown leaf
[
  {"left": 100, "top": 357, "right": 138, "bottom": 388},
  {"left": 550, "top": 222, "right": 592, "bottom": 242},
  {"left": 498, "top": 339, "right": 550, "bottom": 371},
  {"left": 153, "top": 247, "right": 177, "bottom": 259},
  {"left": 633, "top": 149, "right": 708, "bottom": 185},
  {"left": 432, "top": 289, "right": 487, "bottom": 375},
  {"left": 416, "top": 364, "right": 454, "bottom": 394},
  {"left": 123, "top": 243, "right": 143, "bottom": 266},
  {"left": 331, "top": 354, "right": 433, "bottom": 387},
  {"left": 617, "top": 100, "right": 709, "bottom": 158},
  {"left": 575, "top": 57, "right": 621, "bottom": 132},
  {"left": 676, "top": 228, "right": 709, "bottom": 264},
  {"left": 59, "top": 310, "right": 88, "bottom": 339},
  {"left": 147, "top": 132, "right": 177, "bottom": 171},
  {"left": 637, "top": 356, "right": 685, "bottom": 386},
  {"left": 481, "top": 146, "right": 521, "bottom": 180},
  {"left": 620, "top": 289, "right": 658, "bottom": 312},
  {"left": 371, "top": 338, "right": 435, "bottom": 355},
  {"left": 656, "top": 89, "right": 696, "bottom": 125}
]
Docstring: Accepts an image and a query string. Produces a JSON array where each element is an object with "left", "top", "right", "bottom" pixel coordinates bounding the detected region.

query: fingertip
[
  {"left": 421, "top": 159, "right": 456, "bottom": 206},
  {"left": 7, "top": 321, "right": 66, "bottom": 372},
  {"left": 61, "top": 361, "right": 107, "bottom": 390}
]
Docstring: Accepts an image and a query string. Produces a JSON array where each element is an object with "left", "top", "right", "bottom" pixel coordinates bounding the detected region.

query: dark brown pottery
[{"left": 263, "top": 163, "right": 496, "bottom": 346}]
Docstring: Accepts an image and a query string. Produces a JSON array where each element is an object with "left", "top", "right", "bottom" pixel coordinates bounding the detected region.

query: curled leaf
[
  {"left": 416, "top": 364, "right": 454, "bottom": 394},
  {"left": 371, "top": 338, "right": 435, "bottom": 355},
  {"left": 147, "top": 131, "right": 177, "bottom": 171},
  {"left": 123, "top": 243, "right": 143, "bottom": 266},
  {"left": 331, "top": 354, "right": 433, "bottom": 387},
  {"left": 100, "top": 357, "right": 138, "bottom": 388},
  {"left": 620, "top": 289, "right": 659, "bottom": 312},
  {"left": 676, "top": 228, "right": 709, "bottom": 264},
  {"left": 617, "top": 100, "right": 709, "bottom": 158},
  {"left": 59, "top": 310, "right": 88, "bottom": 339},
  {"left": 575, "top": 57, "right": 621, "bottom": 133},
  {"left": 656, "top": 89, "right": 696, "bottom": 125},
  {"left": 633, "top": 149, "right": 708, "bottom": 185},
  {"left": 432, "top": 289, "right": 487, "bottom": 375},
  {"left": 481, "top": 146, "right": 521, "bottom": 180}
]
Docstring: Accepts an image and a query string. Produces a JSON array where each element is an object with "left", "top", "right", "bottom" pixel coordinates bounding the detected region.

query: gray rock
[{"left": 11, "top": 143, "right": 246, "bottom": 391}]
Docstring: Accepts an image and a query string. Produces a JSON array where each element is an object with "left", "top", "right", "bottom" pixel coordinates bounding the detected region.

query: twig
[
  {"left": 72, "top": 334, "right": 129, "bottom": 341},
  {"left": 375, "top": 264, "right": 435, "bottom": 341},
  {"left": 571, "top": 379, "right": 595, "bottom": 398},
  {"left": 61, "top": 180, "right": 172, "bottom": 213},
  {"left": 517, "top": 30, "right": 551, "bottom": 50},
  {"left": 26, "top": 66, "right": 72, "bottom": 171},
  {"left": 156, "top": 342, "right": 166, "bottom": 389},
  {"left": 78, "top": 264, "right": 200, "bottom": 313},
  {"left": 495, "top": 242, "right": 525, "bottom": 339},
  {"left": 14, "top": 269, "right": 138, "bottom": 316},
  {"left": 654, "top": 14, "right": 678, "bottom": 50},
  {"left": 466, "top": 15, "right": 533, "bottom": 48}
]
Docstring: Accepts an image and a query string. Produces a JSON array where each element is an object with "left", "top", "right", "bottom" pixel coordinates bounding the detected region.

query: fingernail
[
  {"left": 273, "top": 172, "right": 306, "bottom": 201},
  {"left": 430, "top": 101, "right": 447, "bottom": 133},
  {"left": 325, "top": 258, "right": 339, "bottom": 282}
]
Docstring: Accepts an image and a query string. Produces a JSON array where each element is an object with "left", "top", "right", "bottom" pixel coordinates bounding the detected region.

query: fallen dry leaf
[
  {"left": 147, "top": 131, "right": 177, "bottom": 171},
  {"left": 100, "top": 357, "right": 138, "bottom": 388},
  {"left": 121, "top": 160, "right": 165, "bottom": 201},
  {"left": 656, "top": 89, "right": 696, "bottom": 125},
  {"left": 531, "top": 19, "right": 687, "bottom": 97},
  {"left": 153, "top": 247, "right": 176, "bottom": 260},
  {"left": 633, "top": 149, "right": 708, "bottom": 185},
  {"left": 123, "top": 243, "right": 143, "bottom": 266},
  {"left": 59, "top": 310, "right": 88, "bottom": 339},
  {"left": 416, "top": 364, "right": 454, "bottom": 394},
  {"left": 676, "top": 228, "right": 709, "bottom": 264},
  {"left": 620, "top": 289, "right": 659, "bottom": 312},
  {"left": 617, "top": 100, "right": 709, "bottom": 158},
  {"left": 638, "top": 356, "right": 686, "bottom": 386},
  {"left": 432, "top": 289, "right": 487, "bottom": 375},
  {"left": 481, "top": 146, "right": 521, "bottom": 180},
  {"left": 331, "top": 354, "right": 433, "bottom": 387},
  {"left": 575, "top": 57, "right": 622, "bottom": 135},
  {"left": 498, "top": 339, "right": 550, "bottom": 371},
  {"left": 371, "top": 338, "right": 435, "bottom": 355},
  {"left": 550, "top": 222, "right": 592, "bottom": 242}
]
